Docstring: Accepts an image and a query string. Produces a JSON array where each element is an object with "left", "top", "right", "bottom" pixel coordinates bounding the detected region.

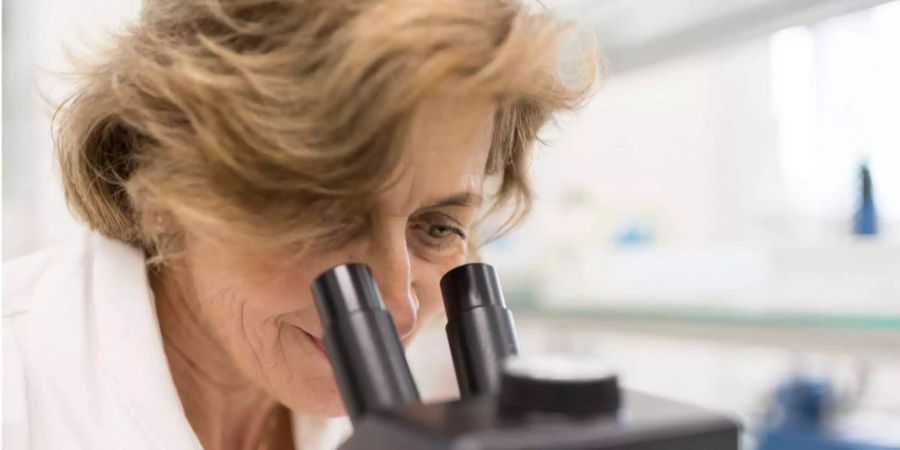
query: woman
[{"left": 3, "top": 0, "right": 595, "bottom": 449}]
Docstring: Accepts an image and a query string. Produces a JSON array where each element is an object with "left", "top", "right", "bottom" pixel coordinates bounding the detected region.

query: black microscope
[{"left": 311, "top": 263, "right": 740, "bottom": 450}]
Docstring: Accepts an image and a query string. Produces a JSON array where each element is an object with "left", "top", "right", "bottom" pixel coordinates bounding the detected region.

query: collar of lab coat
[{"left": 91, "top": 233, "right": 204, "bottom": 449}]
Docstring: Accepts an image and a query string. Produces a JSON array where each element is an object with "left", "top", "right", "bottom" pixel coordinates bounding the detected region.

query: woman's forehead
[{"left": 376, "top": 95, "right": 495, "bottom": 216}]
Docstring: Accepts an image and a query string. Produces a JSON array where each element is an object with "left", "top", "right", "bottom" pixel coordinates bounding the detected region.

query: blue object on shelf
[
  {"left": 757, "top": 377, "right": 899, "bottom": 450},
  {"left": 613, "top": 221, "right": 654, "bottom": 247},
  {"left": 854, "top": 162, "right": 879, "bottom": 236}
]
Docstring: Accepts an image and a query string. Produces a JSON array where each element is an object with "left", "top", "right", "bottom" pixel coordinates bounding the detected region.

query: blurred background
[{"left": 4, "top": 0, "right": 900, "bottom": 448}]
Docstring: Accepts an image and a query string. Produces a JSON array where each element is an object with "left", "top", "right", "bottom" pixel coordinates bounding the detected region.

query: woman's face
[{"left": 174, "top": 95, "right": 496, "bottom": 415}]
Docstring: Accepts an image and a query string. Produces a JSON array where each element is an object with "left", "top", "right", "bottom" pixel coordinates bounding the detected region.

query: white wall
[
  {"left": 516, "top": 3, "right": 900, "bottom": 249},
  {"left": 3, "top": 0, "right": 142, "bottom": 260},
  {"left": 483, "top": 2, "right": 900, "bottom": 315}
]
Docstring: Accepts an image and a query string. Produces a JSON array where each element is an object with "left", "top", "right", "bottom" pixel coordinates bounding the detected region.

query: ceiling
[{"left": 550, "top": 0, "right": 897, "bottom": 72}]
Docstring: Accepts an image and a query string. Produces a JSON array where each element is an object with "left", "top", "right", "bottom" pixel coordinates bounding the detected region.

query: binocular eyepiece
[{"left": 311, "top": 262, "right": 520, "bottom": 422}]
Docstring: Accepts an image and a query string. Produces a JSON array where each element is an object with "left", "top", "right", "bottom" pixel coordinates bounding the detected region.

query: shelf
[
  {"left": 511, "top": 304, "right": 900, "bottom": 332},
  {"left": 510, "top": 303, "right": 900, "bottom": 357}
]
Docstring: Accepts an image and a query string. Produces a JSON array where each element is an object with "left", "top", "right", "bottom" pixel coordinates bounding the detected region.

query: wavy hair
[{"left": 54, "top": 0, "right": 597, "bottom": 260}]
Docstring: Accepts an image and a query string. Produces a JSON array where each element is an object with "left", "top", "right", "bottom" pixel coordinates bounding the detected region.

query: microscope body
[
  {"left": 342, "top": 391, "right": 738, "bottom": 450},
  {"left": 311, "top": 263, "right": 740, "bottom": 450}
]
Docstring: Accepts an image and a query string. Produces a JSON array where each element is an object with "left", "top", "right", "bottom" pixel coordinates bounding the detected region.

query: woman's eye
[
  {"left": 411, "top": 214, "right": 467, "bottom": 253},
  {"left": 428, "top": 225, "right": 460, "bottom": 239}
]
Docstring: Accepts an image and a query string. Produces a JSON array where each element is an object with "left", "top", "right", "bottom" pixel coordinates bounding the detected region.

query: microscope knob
[{"left": 498, "top": 354, "right": 621, "bottom": 417}]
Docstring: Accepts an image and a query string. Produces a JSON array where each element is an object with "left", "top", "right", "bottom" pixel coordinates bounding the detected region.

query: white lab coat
[{"left": 3, "top": 231, "right": 351, "bottom": 450}]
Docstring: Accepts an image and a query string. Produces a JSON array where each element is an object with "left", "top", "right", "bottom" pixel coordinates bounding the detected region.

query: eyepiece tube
[
  {"left": 440, "top": 263, "right": 520, "bottom": 398},
  {"left": 312, "top": 263, "right": 420, "bottom": 423}
]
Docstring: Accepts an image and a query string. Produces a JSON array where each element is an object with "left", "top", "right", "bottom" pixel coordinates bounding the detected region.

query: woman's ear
[{"left": 136, "top": 203, "right": 184, "bottom": 264}]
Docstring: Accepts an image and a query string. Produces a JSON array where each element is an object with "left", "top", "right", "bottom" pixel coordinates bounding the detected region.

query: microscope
[{"left": 312, "top": 263, "right": 740, "bottom": 450}]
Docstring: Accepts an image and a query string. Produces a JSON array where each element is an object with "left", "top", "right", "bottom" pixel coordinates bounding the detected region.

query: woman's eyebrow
[{"left": 424, "top": 192, "right": 483, "bottom": 209}]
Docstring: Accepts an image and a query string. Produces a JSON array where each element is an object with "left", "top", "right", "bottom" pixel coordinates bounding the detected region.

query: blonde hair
[{"left": 55, "top": 0, "right": 596, "bottom": 260}]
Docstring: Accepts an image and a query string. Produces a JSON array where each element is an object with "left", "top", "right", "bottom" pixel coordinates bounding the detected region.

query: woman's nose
[{"left": 365, "top": 238, "right": 418, "bottom": 340}]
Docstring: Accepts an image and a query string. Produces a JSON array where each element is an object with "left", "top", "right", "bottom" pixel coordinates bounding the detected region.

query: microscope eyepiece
[
  {"left": 440, "top": 263, "right": 508, "bottom": 318},
  {"left": 311, "top": 263, "right": 420, "bottom": 422},
  {"left": 440, "top": 263, "right": 520, "bottom": 398},
  {"left": 312, "top": 263, "right": 385, "bottom": 327}
]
